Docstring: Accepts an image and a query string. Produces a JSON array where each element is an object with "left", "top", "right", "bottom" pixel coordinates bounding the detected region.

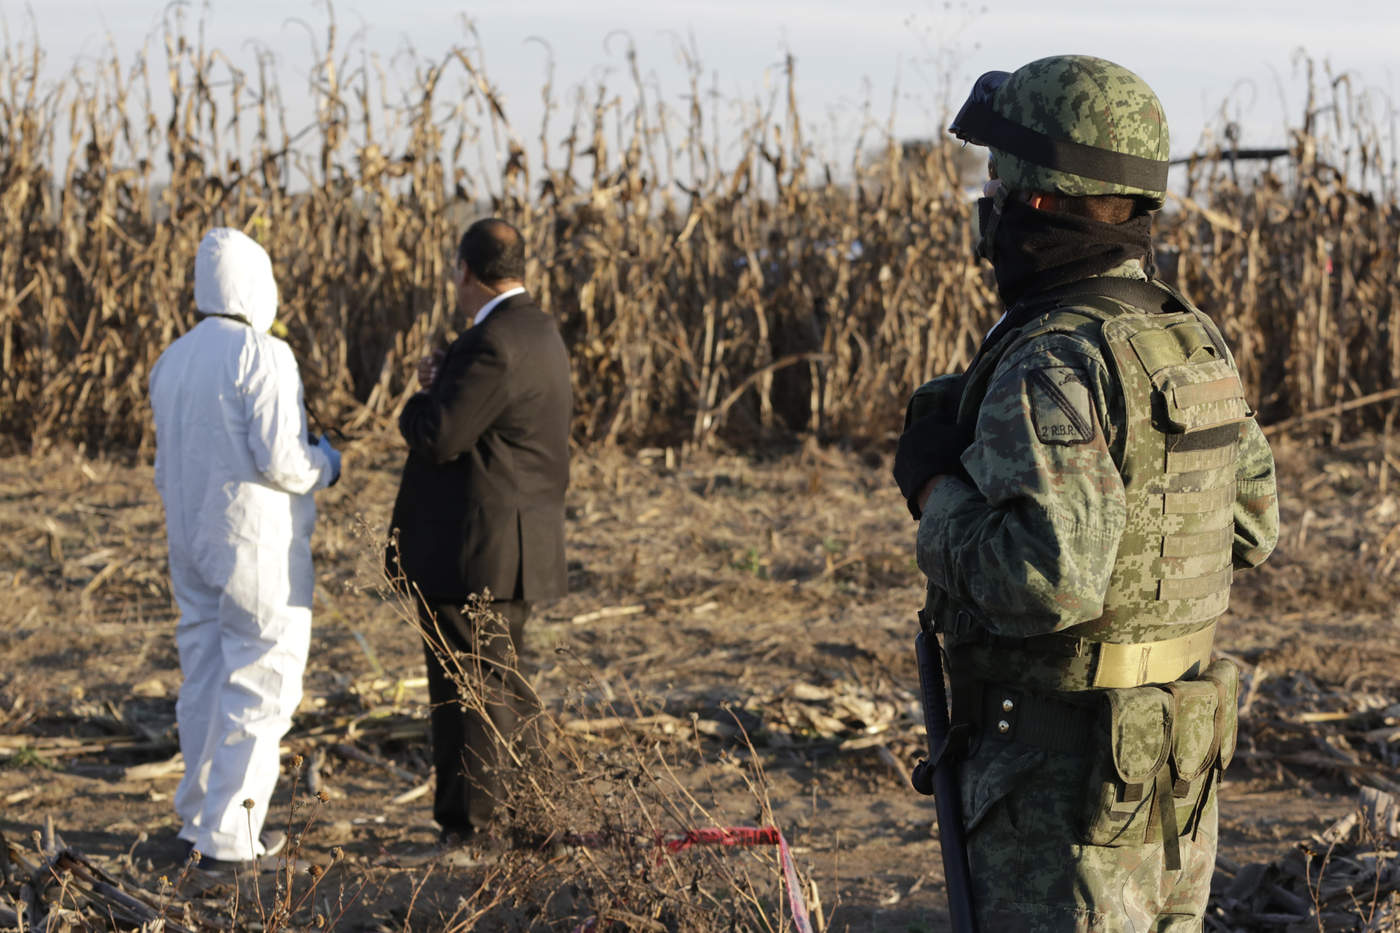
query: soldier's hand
[
  {"left": 893, "top": 415, "right": 973, "bottom": 519},
  {"left": 917, "top": 475, "right": 948, "bottom": 513}
]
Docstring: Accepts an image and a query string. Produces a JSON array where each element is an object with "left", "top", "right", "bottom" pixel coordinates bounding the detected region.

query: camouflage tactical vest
[{"left": 946, "top": 277, "right": 1249, "bottom": 686}]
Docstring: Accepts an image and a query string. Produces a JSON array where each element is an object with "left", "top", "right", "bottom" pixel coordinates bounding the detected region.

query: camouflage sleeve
[
  {"left": 915, "top": 333, "right": 1127, "bottom": 639},
  {"left": 1231, "top": 417, "right": 1278, "bottom": 569}
]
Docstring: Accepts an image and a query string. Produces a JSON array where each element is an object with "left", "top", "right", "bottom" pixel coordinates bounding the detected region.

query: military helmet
[{"left": 949, "top": 55, "right": 1170, "bottom": 209}]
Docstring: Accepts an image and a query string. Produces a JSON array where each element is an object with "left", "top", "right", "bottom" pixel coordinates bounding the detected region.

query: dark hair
[{"left": 457, "top": 218, "right": 525, "bottom": 285}]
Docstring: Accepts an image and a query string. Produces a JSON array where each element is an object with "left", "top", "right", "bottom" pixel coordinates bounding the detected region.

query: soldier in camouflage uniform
[{"left": 892, "top": 56, "right": 1280, "bottom": 931}]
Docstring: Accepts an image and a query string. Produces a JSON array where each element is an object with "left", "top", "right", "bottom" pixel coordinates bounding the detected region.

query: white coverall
[{"left": 149, "top": 228, "right": 338, "bottom": 860}]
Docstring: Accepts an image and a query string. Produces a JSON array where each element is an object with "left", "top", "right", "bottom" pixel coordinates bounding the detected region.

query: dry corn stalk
[{"left": 0, "top": 16, "right": 1395, "bottom": 454}]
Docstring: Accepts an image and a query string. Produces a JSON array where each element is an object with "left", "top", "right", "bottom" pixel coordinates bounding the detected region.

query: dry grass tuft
[{"left": 375, "top": 575, "right": 816, "bottom": 932}]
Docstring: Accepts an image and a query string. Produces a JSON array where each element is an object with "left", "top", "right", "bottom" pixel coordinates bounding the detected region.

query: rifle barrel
[{"left": 916, "top": 629, "right": 978, "bottom": 933}]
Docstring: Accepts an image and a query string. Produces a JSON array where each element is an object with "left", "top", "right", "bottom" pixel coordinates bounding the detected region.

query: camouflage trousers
[{"left": 959, "top": 743, "right": 1217, "bottom": 932}]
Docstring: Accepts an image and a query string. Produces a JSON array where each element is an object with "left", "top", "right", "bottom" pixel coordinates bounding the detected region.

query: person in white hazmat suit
[{"left": 149, "top": 227, "right": 341, "bottom": 869}]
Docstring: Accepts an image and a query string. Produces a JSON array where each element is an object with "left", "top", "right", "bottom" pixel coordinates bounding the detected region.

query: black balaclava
[{"left": 977, "top": 193, "right": 1154, "bottom": 307}]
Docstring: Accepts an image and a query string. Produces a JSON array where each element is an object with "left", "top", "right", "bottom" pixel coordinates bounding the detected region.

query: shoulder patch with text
[{"left": 1028, "top": 366, "right": 1097, "bottom": 446}]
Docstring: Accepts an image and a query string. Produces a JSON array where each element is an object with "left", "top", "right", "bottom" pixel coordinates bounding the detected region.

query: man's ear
[{"left": 1027, "top": 192, "right": 1055, "bottom": 211}]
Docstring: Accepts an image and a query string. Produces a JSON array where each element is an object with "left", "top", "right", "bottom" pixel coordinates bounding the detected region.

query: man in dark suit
[{"left": 388, "top": 218, "right": 571, "bottom": 845}]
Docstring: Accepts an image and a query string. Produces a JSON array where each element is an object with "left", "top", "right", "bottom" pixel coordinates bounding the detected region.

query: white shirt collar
[{"left": 473, "top": 286, "right": 526, "bottom": 326}]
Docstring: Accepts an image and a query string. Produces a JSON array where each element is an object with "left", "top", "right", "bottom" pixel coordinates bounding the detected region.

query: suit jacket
[{"left": 388, "top": 292, "right": 571, "bottom": 602}]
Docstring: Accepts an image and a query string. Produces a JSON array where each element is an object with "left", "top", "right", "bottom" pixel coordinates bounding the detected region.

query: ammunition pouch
[
  {"left": 1078, "top": 658, "right": 1239, "bottom": 870},
  {"left": 956, "top": 658, "right": 1238, "bottom": 870}
]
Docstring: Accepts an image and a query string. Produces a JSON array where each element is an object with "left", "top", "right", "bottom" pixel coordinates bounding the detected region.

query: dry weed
[{"left": 375, "top": 562, "right": 818, "bottom": 932}]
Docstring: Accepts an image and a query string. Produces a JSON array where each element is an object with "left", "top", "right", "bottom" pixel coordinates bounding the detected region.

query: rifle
[{"left": 911, "top": 617, "right": 978, "bottom": 933}]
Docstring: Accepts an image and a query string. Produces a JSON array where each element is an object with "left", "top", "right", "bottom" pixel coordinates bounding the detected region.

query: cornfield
[{"left": 1, "top": 14, "right": 1396, "bottom": 454}]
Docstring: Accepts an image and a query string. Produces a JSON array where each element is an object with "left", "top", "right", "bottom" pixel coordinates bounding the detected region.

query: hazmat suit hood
[{"left": 194, "top": 227, "right": 279, "bottom": 333}]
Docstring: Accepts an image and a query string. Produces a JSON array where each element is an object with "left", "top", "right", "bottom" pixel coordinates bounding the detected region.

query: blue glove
[{"left": 317, "top": 434, "right": 342, "bottom": 487}]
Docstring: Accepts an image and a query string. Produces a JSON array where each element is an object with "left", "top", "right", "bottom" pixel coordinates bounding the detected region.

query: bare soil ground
[{"left": 0, "top": 427, "right": 1397, "bottom": 931}]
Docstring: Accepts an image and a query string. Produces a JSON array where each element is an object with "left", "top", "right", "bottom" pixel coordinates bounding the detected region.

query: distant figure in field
[
  {"left": 893, "top": 56, "right": 1280, "bottom": 928},
  {"left": 149, "top": 227, "right": 341, "bottom": 873},
  {"left": 386, "top": 218, "right": 571, "bottom": 852}
]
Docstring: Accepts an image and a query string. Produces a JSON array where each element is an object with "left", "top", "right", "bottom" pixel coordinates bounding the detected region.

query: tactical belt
[
  {"left": 950, "top": 616, "right": 1217, "bottom": 693},
  {"left": 952, "top": 624, "right": 1217, "bottom": 755},
  {"left": 1089, "top": 624, "right": 1216, "bottom": 688},
  {"left": 954, "top": 680, "right": 1096, "bottom": 755}
]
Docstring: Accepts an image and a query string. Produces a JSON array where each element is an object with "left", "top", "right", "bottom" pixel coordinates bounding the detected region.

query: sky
[{"left": 5, "top": 0, "right": 1398, "bottom": 173}]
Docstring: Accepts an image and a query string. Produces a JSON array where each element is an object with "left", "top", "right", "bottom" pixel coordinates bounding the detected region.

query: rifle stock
[{"left": 913, "top": 627, "right": 978, "bottom": 933}]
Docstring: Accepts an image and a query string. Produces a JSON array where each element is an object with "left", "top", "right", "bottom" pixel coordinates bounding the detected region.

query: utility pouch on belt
[{"left": 1079, "top": 658, "right": 1239, "bottom": 871}]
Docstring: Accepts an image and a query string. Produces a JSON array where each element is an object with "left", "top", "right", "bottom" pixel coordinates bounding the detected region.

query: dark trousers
[{"left": 417, "top": 597, "right": 538, "bottom": 836}]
